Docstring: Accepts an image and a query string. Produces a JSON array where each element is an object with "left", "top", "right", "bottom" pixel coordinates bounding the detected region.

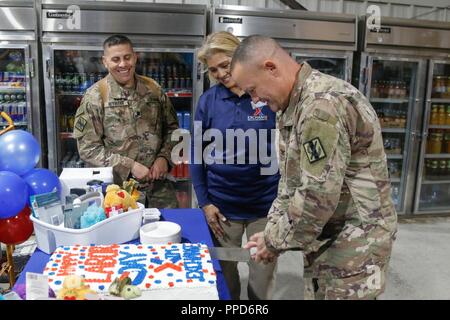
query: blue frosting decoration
[{"left": 118, "top": 250, "right": 148, "bottom": 285}]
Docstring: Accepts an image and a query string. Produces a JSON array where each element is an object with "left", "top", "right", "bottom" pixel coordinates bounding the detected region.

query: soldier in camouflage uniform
[
  {"left": 231, "top": 35, "right": 397, "bottom": 300},
  {"left": 73, "top": 35, "right": 179, "bottom": 208}
]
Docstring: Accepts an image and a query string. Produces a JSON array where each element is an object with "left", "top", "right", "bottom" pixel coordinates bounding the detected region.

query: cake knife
[{"left": 208, "top": 247, "right": 252, "bottom": 262}]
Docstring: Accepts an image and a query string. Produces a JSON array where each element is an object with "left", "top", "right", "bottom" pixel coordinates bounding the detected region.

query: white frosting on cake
[{"left": 43, "top": 243, "right": 219, "bottom": 300}]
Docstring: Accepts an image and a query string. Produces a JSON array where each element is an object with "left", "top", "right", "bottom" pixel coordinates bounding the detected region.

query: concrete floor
[{"left": 238, "top": 216, "right": 450, "bottom": 300}]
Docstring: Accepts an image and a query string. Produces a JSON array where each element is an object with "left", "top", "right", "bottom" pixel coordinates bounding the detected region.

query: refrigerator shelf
[
  {"left": 428, "top": 125, "right": 450, "bottom": 130},
  {"left": 0, "top": 121, "right": 27, "bottom": 127},
  {"left": 421, "top": 179, "right": 450, "bottom": 185},
  {"left": 431, "top": 99, "right": 450, "bottom": 104},
  {"left": 0, "top": 86, "right": 26, "bottom": 92},
  {"left": 381, "top": 128, "right": 406, "bottom": 133},
  {"left": 424, "top": 153, "right": 450, "bottom": 159},
  {"left": 370, "top": 98, "right": 409, "bottom": 104}
]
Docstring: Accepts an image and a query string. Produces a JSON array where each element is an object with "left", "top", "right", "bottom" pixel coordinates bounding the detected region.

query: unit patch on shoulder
[
  {"left": 75, "top": 117, "right": 87, "bottom": 132},
  {"left": 303, "top": 137, "right": 326, "bottom": 163}
]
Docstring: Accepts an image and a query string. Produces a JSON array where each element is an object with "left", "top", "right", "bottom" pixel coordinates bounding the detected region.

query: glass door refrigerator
[
  {"left": 40, "top": 0, "right": 207, "bottom": 208},
  {"left": 359, "top": 17, "right": 450, "bottom": 215},
  {"left": 416, "top": 56, "right": 450, "bottom": 213},
  {"left": 0, "top": 1, "right": 43, "bottom": 162},
  {"left": 211, "top": 5, "right": 357, "bottom": 82}
]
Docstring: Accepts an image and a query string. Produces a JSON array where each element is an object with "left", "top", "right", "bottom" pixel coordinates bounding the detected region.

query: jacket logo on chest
[
  {"left": 303, "top": 137, "right": 326, "bottom": 163},
  {"left": 247, "top": 107, "right": 268, "bottom": 121}
]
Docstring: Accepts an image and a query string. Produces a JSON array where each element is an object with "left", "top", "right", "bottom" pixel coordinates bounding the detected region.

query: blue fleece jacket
[{"left": 190, "top": 84, "right": 280, "bottom": 220}]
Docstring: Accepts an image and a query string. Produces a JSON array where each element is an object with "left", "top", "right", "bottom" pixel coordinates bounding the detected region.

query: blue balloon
[
  {"left": 22, "top": 168, "right": 61, "bottom": 200},
  {"left": 0, "top": 171, "right": 29, "bottom": 219},
  {"left": 0, "top": 130, "right": 40, "bottom": 176}
]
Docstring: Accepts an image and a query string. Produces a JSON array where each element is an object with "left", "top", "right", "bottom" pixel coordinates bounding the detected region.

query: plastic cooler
[{"left": 31, "top": 203, "right": 145, "bottom": 254}]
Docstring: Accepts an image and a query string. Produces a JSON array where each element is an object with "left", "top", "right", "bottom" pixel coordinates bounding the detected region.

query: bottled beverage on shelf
[
  {"left": 433, "top": 76, "right": 446, "bottom": 98},
  {"left": 371, "top": 80, "right": 379, "bottom": 98},
  {"left": 71, "top": 74, "right": 80, "bottom": 93},
  {"left": 445, "top": 105, "right": 450, "bottom": 126},
  {"left": 439, "top": 160, "right": 447, "bottom": 177},
  {"left": 430, "top": 105, "right": 439, "bottom": 125},
  {"left": 89, "top": 73, "right": 96, "bottom": 87},
  {"left": 176, "top": 112, "right": 183, "bottom": 128},
  {"left": 446, "top": 160, "right": 450, "bottom": 179},
  {"left": 444, "top": 133, "right": 450, "bottom": 154},
  {"left": 427, "top": 131, "right": 443, "bottom": 154},
  {"left": 64, "top": 73, "right": 72, "bottom": 92},
  {"left": 446, "top": 77, "right": 450, "bottom": 99},
  {"left": 391, "top": 186, "right": 399, "bottom": 206},
  {"left": 55, "top": 73, "right": 63, "bottom": 92},
  {"left": 438, "top": 105, "right": 446, "bottom": 125},
  {"left": 430, "top": 160, "right": 438, "bottom": 179},
  {"left": 183, "top": 112, "right": 191, "bottom": 131},
  {"left": 167, "top": 77, "right": 174, "bottom": 90},
  {"left": 186, "top": 77, "right": 192, "bottom": 90},
  {"left": 400, "top": 81, "right": 407, "bottom": 98}
]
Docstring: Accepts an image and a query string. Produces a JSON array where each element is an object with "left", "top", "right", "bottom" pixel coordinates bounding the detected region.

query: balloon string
[{"left": 0, "top": 111, "right": 15, "bottom": 135}]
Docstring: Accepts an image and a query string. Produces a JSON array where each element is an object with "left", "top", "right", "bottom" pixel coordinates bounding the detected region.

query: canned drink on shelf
[
  {"left": 16, "top": 103, "right": 24, "bottom": 123},
  {"left": 183, "top": 112, "right": 191, "bottom": 130}
]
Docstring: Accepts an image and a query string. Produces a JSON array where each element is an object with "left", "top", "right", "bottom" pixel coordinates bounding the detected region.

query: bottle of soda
[
  {"left": 89, "top": 73, "right": 95, "bottom": 86},
  {"left": 64, "top": 73, "right": 72, "bottom": 92},
  {"left": 55, "top": 73, "right": 63, "bottom": 92},
  {"left": 71, "top": 74, "right": 80, "bottom": 93}
]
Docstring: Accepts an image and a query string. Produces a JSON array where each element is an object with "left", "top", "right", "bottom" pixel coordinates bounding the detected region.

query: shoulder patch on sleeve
[
  {"left": 75, "top": 117, "right": 87, "bottom": 133},
  {"left": 303, "top": 137, "right": 327, "bottom": 163}
]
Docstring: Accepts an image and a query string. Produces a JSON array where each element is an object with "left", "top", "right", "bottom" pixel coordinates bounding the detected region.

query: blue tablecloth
[{"left": 13, "top": 208, "right": 230, "bottom": 300}]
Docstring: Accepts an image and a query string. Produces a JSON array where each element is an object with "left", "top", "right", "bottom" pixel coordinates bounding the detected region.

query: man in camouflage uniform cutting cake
[
  {"left": 73, "top": 35, "right": 179, "bottom": 208},
  {"left": 231, "top": 35, "right": 398, "bottom": 300}
]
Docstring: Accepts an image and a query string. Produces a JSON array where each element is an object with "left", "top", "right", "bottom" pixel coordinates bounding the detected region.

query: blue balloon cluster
[{"left": 0, "top": 130, "right": 61, "bottom": 219}]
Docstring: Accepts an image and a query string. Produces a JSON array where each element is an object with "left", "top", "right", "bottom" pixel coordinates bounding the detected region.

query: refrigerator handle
[
  {"left": 45, "top": 59, "right": 51, "bottom": 79},
  {"left": 362, "top": 67, "right": 368, "bottom": 86},
  {"left": 28, "top": 58, "right": 35, "bottom": 78}
]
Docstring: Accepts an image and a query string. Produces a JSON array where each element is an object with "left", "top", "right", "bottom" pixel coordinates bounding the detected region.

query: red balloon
[{"left": 0, "top": 206, "right": 34, "bottom": 245}]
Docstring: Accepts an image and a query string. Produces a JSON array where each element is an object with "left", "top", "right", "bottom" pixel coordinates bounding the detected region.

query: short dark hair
[
  {"left": 231, "top": 35, "right": 279, "bottom": 71},
  {"left": 103, "top": 34, "right": 133, "bottom": 50}
]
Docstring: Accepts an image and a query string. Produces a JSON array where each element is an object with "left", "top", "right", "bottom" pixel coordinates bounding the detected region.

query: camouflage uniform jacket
[
  {"left": 265, "top": 62, "right": 397, "bottom": 296},
  {"left": 73, "top": 74, "right": 179, "bottom": 184}
]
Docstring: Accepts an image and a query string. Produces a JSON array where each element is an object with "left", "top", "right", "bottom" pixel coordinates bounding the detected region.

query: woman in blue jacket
[{"left": 190, "top": 31, "right": 280, "bottom": 300}]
